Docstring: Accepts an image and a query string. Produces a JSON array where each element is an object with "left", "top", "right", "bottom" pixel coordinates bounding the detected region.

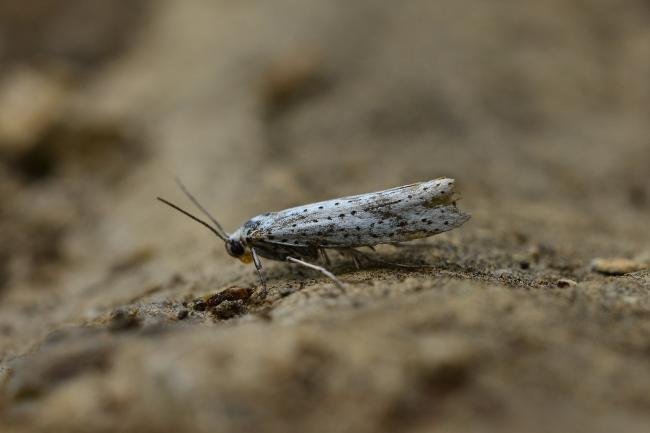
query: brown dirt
[{"left": 1, "top": 1, "right": 649, "bottom": 432}]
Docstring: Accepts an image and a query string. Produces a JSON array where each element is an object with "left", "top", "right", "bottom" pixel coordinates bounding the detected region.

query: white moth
[{"left": 158, "top": 178, "right": 469, "bottom": 293}]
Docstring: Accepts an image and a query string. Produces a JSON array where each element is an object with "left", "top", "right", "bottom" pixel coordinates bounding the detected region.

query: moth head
[
  {"left": 157, "top": 179, "right": 254, "bottom": 260},
  {"left": 225, "top": 238, "right": 252, "bottom": 263}
]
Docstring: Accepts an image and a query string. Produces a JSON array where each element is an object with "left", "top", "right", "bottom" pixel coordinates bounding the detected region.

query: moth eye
[{"left": 226, "top": 240, "right": 245, "bottom": 257}]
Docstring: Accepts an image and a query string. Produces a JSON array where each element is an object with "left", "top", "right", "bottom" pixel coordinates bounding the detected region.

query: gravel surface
[{"left": 1, "top": 1, "right": 649, "bottom": 432}]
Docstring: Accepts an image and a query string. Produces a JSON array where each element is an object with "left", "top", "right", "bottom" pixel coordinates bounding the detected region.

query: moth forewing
[{"left": 242, "top": 178, "right": 469, "bottom": 250}]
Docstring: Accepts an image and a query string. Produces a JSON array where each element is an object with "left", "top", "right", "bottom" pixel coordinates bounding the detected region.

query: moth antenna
[
  {"left": 174, "top": 178, "right": 229, "bottom": 239},
  {"left": 157, "top": 197, "right": 227, "bottom": 241}
]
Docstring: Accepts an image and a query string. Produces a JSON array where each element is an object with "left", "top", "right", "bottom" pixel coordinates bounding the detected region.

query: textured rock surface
[{"left": 1, "top": 1, "right": 650, "bottom": 432}]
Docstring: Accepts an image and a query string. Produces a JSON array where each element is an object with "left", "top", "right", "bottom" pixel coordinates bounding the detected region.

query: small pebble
[
  {"left": 212, "top": 300, "right": 246, "bottom": 320},
  {"left": 556, "top": 278, "right": 577, "bottom": 288},
  {"left": 177, "top": 309, "right": 189, "bottom": 320},
  {"left": 206, "top": 287, "right": 253, "bottom": 307},
  {"left": 591, "top": 258, "right": 647, "bottom": 276}
]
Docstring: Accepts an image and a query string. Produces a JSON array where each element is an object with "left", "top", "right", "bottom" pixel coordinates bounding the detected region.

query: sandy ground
[{"left": 1, "top": 1, "right": 649, "bottom": 432}]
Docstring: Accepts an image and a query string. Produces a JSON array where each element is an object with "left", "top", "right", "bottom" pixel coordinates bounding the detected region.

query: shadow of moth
[{"left": 158, "top": 178, "right": 470, "bottom": 295}]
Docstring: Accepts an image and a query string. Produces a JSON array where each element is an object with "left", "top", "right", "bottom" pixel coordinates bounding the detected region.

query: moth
[{"left": 158, "top": 178, "right": 470, "bottom": 294}]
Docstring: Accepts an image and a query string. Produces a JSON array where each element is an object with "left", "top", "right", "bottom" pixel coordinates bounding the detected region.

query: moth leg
[
  {"left": 250, "top": 248, "right": 268, "bottom": 298},
  {"left": 352, "top": 254, "right": 361, "bottom": 270},
  {"left": 336, "top": 248, "right": 362, "bottom": 270},
  {"left": 319, "top": 248, "right": 331, "bottom": 266},
  {"left": 286, "top": 256, "right": 347, "bottom": 290}
]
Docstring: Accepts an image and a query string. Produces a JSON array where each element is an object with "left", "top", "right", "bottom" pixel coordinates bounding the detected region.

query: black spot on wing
[{"left": 243, "top": 219, "right": 261, "bottom": 231}]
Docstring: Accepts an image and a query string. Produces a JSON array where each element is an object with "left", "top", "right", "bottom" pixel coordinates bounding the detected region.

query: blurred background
[{"left": 1, "top": 1, "right": 649, "bottom": 432}]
